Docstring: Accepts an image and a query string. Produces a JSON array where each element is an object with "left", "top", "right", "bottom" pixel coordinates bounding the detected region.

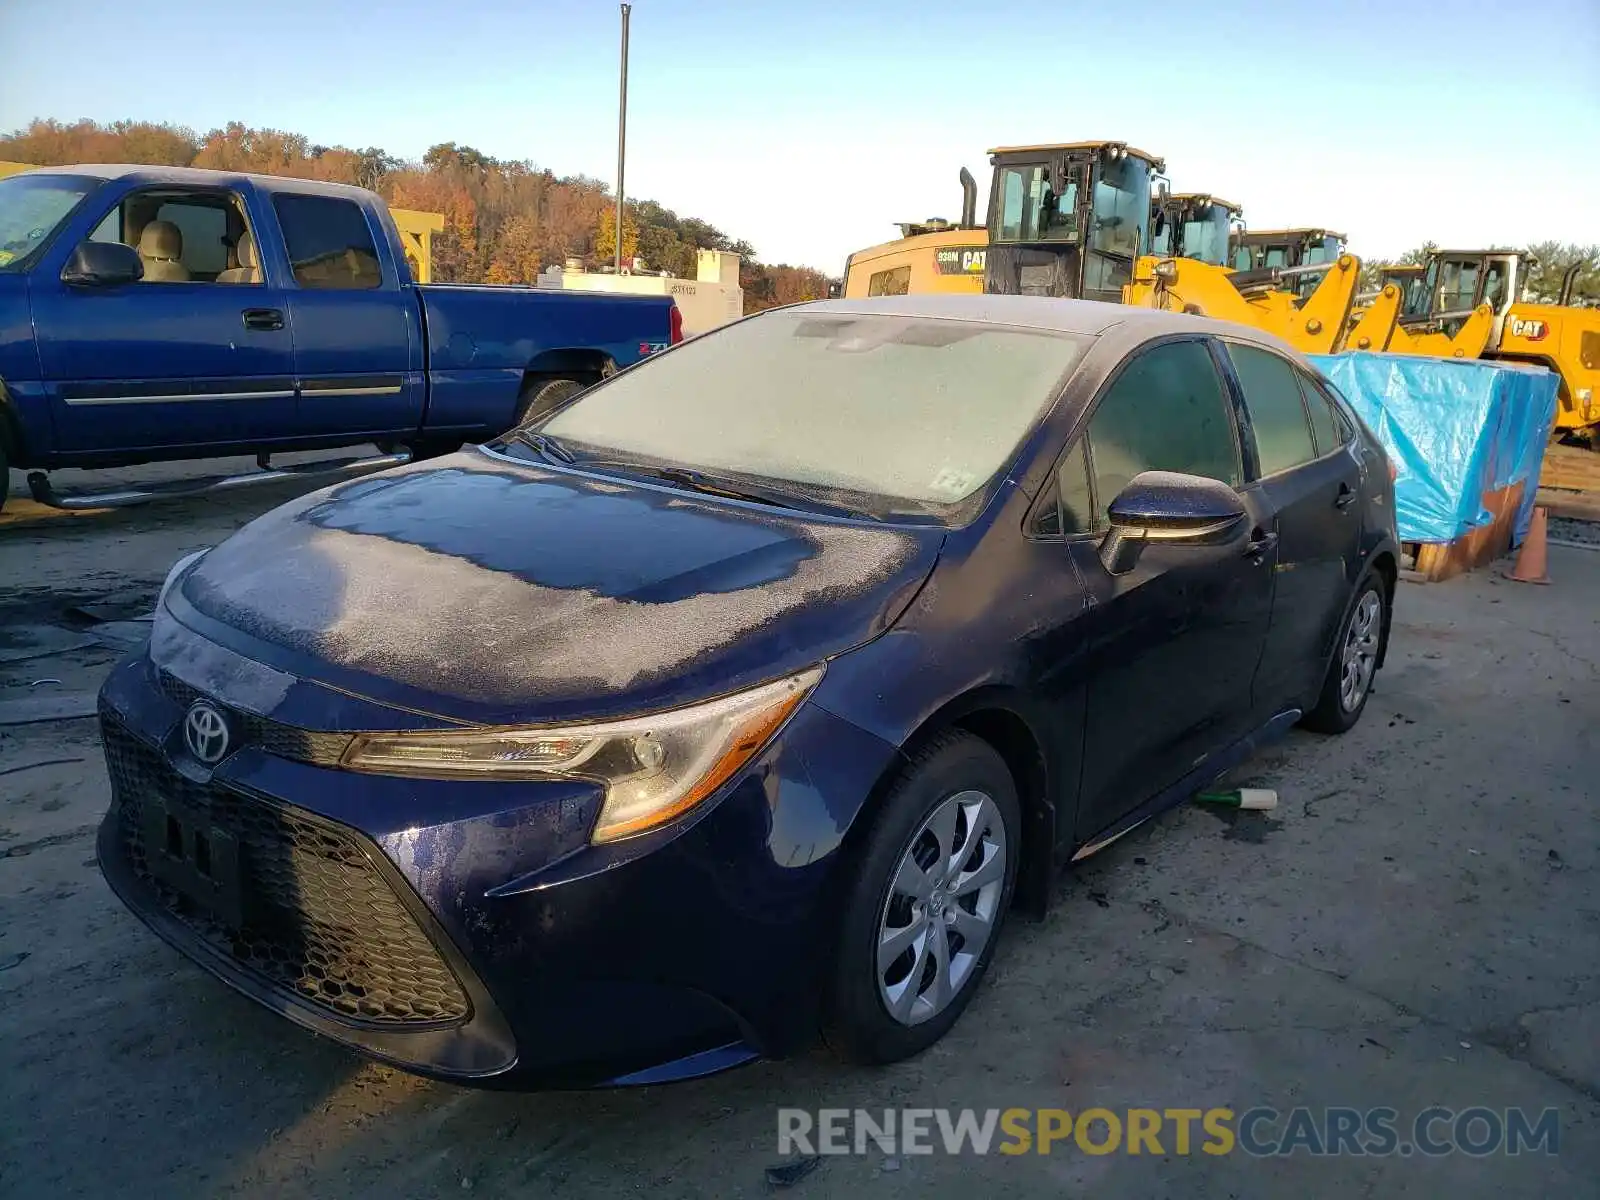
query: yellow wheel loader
[
  {"left": 1123, "top": 253, "right": 1365, "bottom": 354},
  {"left": 1149, "top": 192, "right": 1242, "bottom": 267},
  {"left": 1344, "top": 250, "right": 1599, "bottom": 433},
  {"left": 842, "top": 170, "right": 987, "bottom": 298}
]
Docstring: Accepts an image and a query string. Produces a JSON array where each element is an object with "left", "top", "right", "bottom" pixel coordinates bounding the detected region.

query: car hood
[{"left": 175, "top": 449, "right": 944, "bottom": 725}]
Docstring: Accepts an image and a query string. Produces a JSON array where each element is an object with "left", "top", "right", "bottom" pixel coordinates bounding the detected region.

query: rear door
[
  {"left": 32, "top": 183, "right": 298, "bottom": 453},
  {"left": 1219, "top": 340, "right": 1364, "bottom": 711},
  {"left": 1064, "top": 336, "right": 1278, "bottom": 839},
  {"left": 268, "top": 191, "right": 423, "bottom": 438}
]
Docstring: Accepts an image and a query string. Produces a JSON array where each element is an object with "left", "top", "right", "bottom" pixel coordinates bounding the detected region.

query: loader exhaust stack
[{"left": 959, "top": 168, "right": 978, "bottom": 230}]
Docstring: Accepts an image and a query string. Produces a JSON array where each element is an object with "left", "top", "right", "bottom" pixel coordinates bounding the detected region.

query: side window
[
  {"left": 273, "top": 194, "right": 382, "bottom": 290},
  {"left": 1228, "top": 344, "right": 1317, "bottom": 475},
  {"left": 89, "top": 190, "right": 253, "bottom": 284},
  {"left": 1080, "top": 340, "right": 1242, "bottom": 531},
  {"left": 867, "top": 266, "right": 910, "bottom": 296},
  {"left": 1054, "top": 439, "right": 1095, "bottom": 535},
  {"left": 1296, "top": 370, "right": 1346, "bottom": 455}
]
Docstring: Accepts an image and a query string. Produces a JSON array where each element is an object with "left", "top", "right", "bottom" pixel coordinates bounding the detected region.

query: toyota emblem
[{"left": 183, "top": 701, "right": 231, "bottom": 765}]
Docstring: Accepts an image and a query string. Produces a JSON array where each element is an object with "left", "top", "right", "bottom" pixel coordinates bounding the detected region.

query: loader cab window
[
  {"left": 1409, "top": 259, "right": 1441, "bottom": 319},
  {"left": 1303, "top": 236, "right": 1340, "bottom": 266},
  {"left": 995, "top": 165, "right": 1077, "bottom": 243},
  {"left": 1264, "top": 246, "right": 1290, "bottom": 269},
  {"left": 1089, "top": 155, "right": 1150, "bottom": 259},
  {"left": 1181, "top": 205, "right": 1232, "bottom": 267},
  {"left": 1481, "top": 258, "right": 1511, "bottom": 312},
  {"left": 1438, "top": 259, "right": 1480, "bottom": 313},
  {"left": 1149, "top": 210, "right": 1175, "bottom": 256}
]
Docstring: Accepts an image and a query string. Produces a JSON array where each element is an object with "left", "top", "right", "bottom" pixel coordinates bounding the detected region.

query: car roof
[
  {"left": 795, "top": 295, "right": 1318, "bottom": 366},
  {"left": 17, "top": 163, "right": 375, "bottom": 202}
]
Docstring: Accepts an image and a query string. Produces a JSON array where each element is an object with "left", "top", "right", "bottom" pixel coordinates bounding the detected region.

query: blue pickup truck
[{"left": 0, "top": 165, "right": 681, "bottom": 510}]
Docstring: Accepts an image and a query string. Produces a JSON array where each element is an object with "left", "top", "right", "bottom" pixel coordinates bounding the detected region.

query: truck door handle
[
  {"left": 1335, "top": 482, "right": 1357, "bottom": 509},
  {"left": 242, "top": 308, "right": 285, "bottom": 331},
  {"left": 1245, "top": 530, "right": 1278, "bottom": 562}
]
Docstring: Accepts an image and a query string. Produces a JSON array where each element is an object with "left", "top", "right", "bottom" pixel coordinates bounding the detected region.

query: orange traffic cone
[{"left": 1505, "top": 506, "right": 1551, "bottom": 584}]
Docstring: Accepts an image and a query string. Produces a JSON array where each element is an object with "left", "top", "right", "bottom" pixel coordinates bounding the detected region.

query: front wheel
[
  {"left": 824, "top": 731, "right": 1020, "bottom": 1065},
  {"left": 1302, "top": 576, "right": 1386, "bottom": 734}
]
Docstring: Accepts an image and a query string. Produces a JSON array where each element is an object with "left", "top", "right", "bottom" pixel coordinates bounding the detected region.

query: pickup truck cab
[{"left": 0, "top": 165, "right": 681, "bottom": 510}]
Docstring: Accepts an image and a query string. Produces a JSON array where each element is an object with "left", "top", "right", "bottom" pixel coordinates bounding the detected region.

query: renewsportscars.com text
[{"left": 777, "top": 1106, "right": 1560, "bottom": 1158}]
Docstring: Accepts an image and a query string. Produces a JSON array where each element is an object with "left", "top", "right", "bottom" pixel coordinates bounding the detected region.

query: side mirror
[
  {"left": 1099, "top": 470, "right": 1247, "bottom": 575},
  {"left": 61, "top": 240, "right": 144, "bottom": 288}
]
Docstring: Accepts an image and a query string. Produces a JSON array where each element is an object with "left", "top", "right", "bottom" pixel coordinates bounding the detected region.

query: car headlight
[
  {"left": 158, "top": 549, "right": 210, "bottom": 610},
  {"left": 341, "top": 666, "right": 823, "bottom": 844}
]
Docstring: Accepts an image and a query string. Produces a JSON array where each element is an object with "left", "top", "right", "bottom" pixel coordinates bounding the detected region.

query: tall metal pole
[{"left": 615, "top": 3, "right": 631, "bottom": 274}]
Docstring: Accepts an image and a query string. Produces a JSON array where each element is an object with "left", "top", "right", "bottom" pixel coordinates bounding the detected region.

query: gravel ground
[
  {"left": 2, "top": 461, "right": 1597, "bottom": 1198},
  {"left": 1549, "top": 514, "right": 1600, "bottom": 547}
]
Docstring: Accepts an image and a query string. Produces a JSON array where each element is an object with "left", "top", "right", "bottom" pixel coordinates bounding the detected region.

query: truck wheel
[{"left": 516, "top": 377, "right": 588, "bottom": 425}]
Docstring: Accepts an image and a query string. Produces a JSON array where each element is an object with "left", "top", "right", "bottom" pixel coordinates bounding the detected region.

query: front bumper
[{"left": 96, "top": 648, "right": 898, "bottom": 1087}]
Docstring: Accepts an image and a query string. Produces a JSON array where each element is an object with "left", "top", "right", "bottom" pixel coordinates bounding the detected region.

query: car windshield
[
  {"left": 539, "top": 310, "right": 1089, "bottom": 514},
  {"left": 0, "top": 174, "right": 99, "bottom": 271}
]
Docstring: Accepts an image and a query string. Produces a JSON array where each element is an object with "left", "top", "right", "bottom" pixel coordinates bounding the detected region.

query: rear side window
[
  {"left": 868, "top": 266, "right": 910, "bottom": 296},
  {"left": 1074, "top": 339, "right": 1242, "bottom": 531},
  {"left": 1228, "top": 343, "right": 1316, "bottom": 475},
  {"left": 273, "top": 194, "right": 382, "bottom": 290},
  {"left": 1296, "top": 370, "right": 1347, "bottom": 455}
]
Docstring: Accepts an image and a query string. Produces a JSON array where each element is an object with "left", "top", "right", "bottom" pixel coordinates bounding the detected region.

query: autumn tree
[{"left": 594, "top": 206, "right": 640, "bottom": 265}]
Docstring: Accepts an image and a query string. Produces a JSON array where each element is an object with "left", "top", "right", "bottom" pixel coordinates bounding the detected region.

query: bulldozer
[{"left": 1345, "top": 250, "right": 1599, "bottom": 434}]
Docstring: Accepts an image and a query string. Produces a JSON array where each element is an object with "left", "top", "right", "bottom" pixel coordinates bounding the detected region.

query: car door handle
[
  {"left": 242, "top": 308, "right": 285, "bottom": 331},
  {"left": 1335, "top": 482, "right": 1357, "bottom": 509},
  {"left": 1245, "top": 530, "right": 1278, "bottom": 562}
]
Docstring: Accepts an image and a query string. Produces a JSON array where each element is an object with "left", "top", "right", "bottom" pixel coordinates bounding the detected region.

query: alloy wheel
[
  {"left": 1339, "top": 590, "right": 1382, "bottom": 712},
  {"left": 876, "top": 789, "right": 1007, "bottom": 1026}
]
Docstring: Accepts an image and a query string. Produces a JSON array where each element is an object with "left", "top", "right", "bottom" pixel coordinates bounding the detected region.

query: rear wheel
[
  {"left": 1302, "top": 576, "right": 1385, "bottom": 734},
  {"left": 516, "top": 376, "right": 589, "bottom": 425},
  {"left": 824, "top": 731, "right": 1020, "bottom": 1064}
]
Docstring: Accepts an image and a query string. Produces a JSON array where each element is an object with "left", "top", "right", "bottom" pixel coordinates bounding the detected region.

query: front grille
[
  {"left": 158, "top": 671, "right": 352, "bottom": 766},
  {"left": 102, "top": 708, "right": 470, "bottom": 1027}
]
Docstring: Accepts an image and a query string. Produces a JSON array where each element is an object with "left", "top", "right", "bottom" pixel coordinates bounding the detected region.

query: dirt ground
[{"left": 2, "top": 457, "right": 1597, "bottom": 1198}]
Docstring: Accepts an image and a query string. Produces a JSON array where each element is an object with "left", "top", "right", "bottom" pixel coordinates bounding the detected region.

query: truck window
[
  {"left": 273, "top": 194, "right": 383, "bottom": 290},
  {"left": 88, "top": 189, "right": 255, "bottom": 284}
]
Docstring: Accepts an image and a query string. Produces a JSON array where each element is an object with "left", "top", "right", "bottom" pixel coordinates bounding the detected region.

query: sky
[{"left": 2, "top": 0, "right": 1597, "bottom": 273}]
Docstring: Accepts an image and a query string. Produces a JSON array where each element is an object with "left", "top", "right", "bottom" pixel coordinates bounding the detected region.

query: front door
[
  {"left": 1220, "top": 340, "right": 1365, "bottom": 711},
  {"left": 33, "top": 185, "right": 298, "bottom": 454},
  {"left": 1066, "top": 337, "right": 1277, "bottom": 840}
]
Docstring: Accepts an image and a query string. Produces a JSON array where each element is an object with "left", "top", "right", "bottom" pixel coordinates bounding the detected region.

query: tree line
[{"left": 0, "top": 119, "right": 835, "bottom": 313}]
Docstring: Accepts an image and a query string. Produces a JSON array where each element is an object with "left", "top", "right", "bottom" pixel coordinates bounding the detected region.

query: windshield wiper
[
  {"left": 505, "top": 429, "right": 576, "bottom": 464},
  {"left": 574, "top": 458, "right": 878, "bottom": 520}
]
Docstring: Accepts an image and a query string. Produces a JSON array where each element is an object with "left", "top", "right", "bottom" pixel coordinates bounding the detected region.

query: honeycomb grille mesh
[
  {"left": 101, "top": 708, "right": 470, "bottom": 1027},
  {"left": 158, "top": 672, "right": 353, "bottom": 766}
]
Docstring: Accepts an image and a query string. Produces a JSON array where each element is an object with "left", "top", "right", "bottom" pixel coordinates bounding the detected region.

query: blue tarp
[{"left": 1310, "top": 352, "right": 1560, "bottom": 546}]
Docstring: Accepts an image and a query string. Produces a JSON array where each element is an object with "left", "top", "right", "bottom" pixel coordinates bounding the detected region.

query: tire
[
  {"left": 824, "top": 730, "right": 1021, "bottom": 1065},
  {"left": 1301, "top": 575, "right": 1386, "bottom": 734},
  {"left": 516, "top": 376, "right": 589, "bottom": 425}
]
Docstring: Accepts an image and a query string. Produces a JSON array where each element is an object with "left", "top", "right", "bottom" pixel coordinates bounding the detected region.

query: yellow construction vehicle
[
  {"left": 842, "top": 141, "right": 1365, "bottom": 357},
  {"left": 1346, "top": 249, "right": 1599, "bottom": 433},
  {"left": 1149, "top": 192, "right": 1242, "bottom": 267},
  {"left": 841, "top": 170, "right": 987, "bottom": 298},
  {"left": 1230, "top": 227, "right": 1346, "bottom": 274},
  {"left": 1124, "top": 252, "right": 1365, "bottom": 354}
]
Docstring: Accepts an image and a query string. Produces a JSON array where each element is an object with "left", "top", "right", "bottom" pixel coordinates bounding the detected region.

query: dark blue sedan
[{"left": 97, "top": 295, "right": 1397, "bottom": 1087}]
